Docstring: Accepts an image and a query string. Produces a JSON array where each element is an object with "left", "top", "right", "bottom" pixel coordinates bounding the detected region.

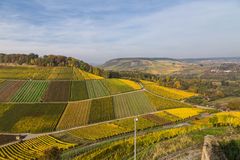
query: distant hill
[{"left": 101, "top": 57, "right": 240, "bottom": 75}]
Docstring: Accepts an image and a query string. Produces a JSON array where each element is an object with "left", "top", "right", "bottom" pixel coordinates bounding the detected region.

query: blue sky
[{"left": 0, "top": 0, "right": 240, "bottom": 64}]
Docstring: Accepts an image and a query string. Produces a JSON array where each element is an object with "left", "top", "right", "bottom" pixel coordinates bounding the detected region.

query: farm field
[
  {"left": 10, "top": 81, "right": 49, "bottom": 102},
  {"left": 113, "top": 91, "right": 156, "bottom": 118},
  {"left": 88, "top": 97, "right": 115, "bottom": 123},
  {"left": 74, "top": 68, "right": 103, "bottom": 80},
  {"left": 0, "top": 135, "right": 75, "bottom": 159},
  {"left": 0, "top": 66, "right": 103, "bottom": 80},
  {"left": 0, "top": 80, "right": 25, "bottom": 102},
  {"left": 86, "top": 80, "right": 110, "bottom": 98},
  {"left": 0, "top": 103, "right": 66, "bottom": 133},
  {"left": 144, "top": 91, "right": 193, "bottom": 110},
  {"left": 68, "top": 123, "right": 126, "bottom": 140},
  {"left": 210, "top": 111, "right": 240, "bottom": 127},
  {"left": 141, "top": 80, "right": 197, "bottom": 100},
  {"left": 119, "top": 79, "right": 142, "bottom": 90},
  {"left": 70, "top": 81, "right": 89, "bottom": 101},
  {"left": 73, "top": 124, "right": 204, "bottom": 160},
  {"left": 165, "top": 108, "right": 204, "bottom": 119},
  {"left": 0, "top": 66, "right": 52, "bottom": 79},
  {"left": 57, "top": 101, "right": 91, "bottom": 130},
  {"left": 101, "top": 79, "right": 135, "bottom": 94},
  {"left": 112, "top": 116, "right": 157, "bottom": 131},
  {"left": 142, "top": 114, "right": 171, "bottom": 125},
  {"left": 54, "top": 108, "right": 195, "bottom": 144},
  {"left": 43, "top": 81, "right": 71, "bottom": 102},
  {"left": 48, "top": 67, "right": 74, "bottom": 80}
]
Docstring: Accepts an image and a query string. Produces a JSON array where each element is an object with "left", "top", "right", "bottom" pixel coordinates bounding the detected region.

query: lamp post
[{"left": 134, "top": 117, "right": 138, "bottom": 160}]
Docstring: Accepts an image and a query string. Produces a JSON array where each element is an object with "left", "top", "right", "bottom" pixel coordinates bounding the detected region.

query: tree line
[{"left": 0, "top": 53, "right": 104, "bottom": 77}]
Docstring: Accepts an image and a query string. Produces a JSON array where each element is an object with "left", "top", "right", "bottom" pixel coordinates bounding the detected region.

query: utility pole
[{"left": 134, "top": 117, "right": 138, "bottom": 160}]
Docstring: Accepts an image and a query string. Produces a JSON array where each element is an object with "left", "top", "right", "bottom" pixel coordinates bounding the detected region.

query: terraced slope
[
  {"left": 0, "top": 135, "right": 75, "bottom": 160},
  {"left": 44, "top": 81, "right": 71, "bottom": 102},
  {"left": 144, "top": 92, "right": 192, "bottom": 110},
  {"left": 0, "top": 103, "right": 66, "bottom": 133},
  {"left": 88, "top": 97, "right": 114, "bottom": 123},
  {"left": 141, "top": 80, "right": 197, "bottom": 100},
  {"left": 86, "top": 80, "right": 110, "bottom": 98},
  {"left": 57, "top": 101, "right": 91, "bottom": 130},
  {"left": 113, "top": 91, "right": 156, "bottom": 118},
  {"left": 70, "top": 81, "right": 89, "bottom": 101},
  {"left": 11, "top": 81, "right": 49, "bottom": 102},
  {"left": 0, "top": 81, "right": 25, "bottom": 102}
]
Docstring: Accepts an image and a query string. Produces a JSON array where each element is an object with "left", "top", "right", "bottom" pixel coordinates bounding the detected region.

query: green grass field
[
  {"left": 88, "top": 97, "right": 115, "bottom": 123},
  {"left": 113, "top": 91, "right": 156, "bottom": 118},
  {"left": 10, "top": 81, "right": 49, "bottom": 102},
  {"left": 70, "top": 81, "right": 89, "bottom": 101},
  {"left": 0, "top": 103, "right": 66, "bottom": 133}
]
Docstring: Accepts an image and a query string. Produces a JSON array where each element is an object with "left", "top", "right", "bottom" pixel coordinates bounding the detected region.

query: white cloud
[{"left": 0, "top": 0, "right": 240, "bottom": 63}]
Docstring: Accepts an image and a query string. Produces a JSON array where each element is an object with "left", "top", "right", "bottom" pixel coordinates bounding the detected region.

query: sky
[{"left": 0, "top": 0, "right": 240, "bottom": 64}]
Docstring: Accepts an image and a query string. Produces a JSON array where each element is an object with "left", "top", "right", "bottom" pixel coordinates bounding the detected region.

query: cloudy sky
[{"left": 0, "top": 0, "right": 240, "bottom": 64}]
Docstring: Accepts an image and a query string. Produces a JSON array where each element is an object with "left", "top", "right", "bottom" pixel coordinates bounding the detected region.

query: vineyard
[
  {"left": 70, "top": 81, "right": 89, "bottom": 100},
  {"left": 144, "top": 91, "right": 193, "bottom": 110},
  {"left": 0, "top": 103, "right": 66, "bottom": 133},
  {"left": 68, "top": 123, "right": 127, "bottom": 140},
  {"left": 88, "top": 97, "right": 115, "bottom": 123},
  {"left": 43, "top": 81, "right": 71, "bottom": 102},
  {"left": 0, "top": 66, "right": 103, "bottom": 80},
  {"left": 165, "top": 108, "right": 204, "bottom": 119},
  {"left": 0, "top": 81, "right": 25, "bottom": 102},
  {"left": 57, "top": 101, "right": 91, "bottom": 130},
  {"left": 113, "top": 91, "right": 156, "bottom": 118},
  {"left": 100, "top": 79, "right": 135, "bottom": 94},
  {"left": 0, "top": 135, "right": 75, "bottom": 159},
  {"left": 86, "top": 80, "right": 110, "bottom": 98},
  {"left": 119, "top": 79, "right": 142, "bottom": 90},
  {"left": 73, "top": 124, "right": 204, "bottom": 160},
  {"left": 11, "top": 81, "right": 49, "bottom": 102},
  {"left": 210, "top": 112, "right": 240, "bottom": 127},
  {"left": 141, "top": 80, "right": 197, "bottom": 100}
]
